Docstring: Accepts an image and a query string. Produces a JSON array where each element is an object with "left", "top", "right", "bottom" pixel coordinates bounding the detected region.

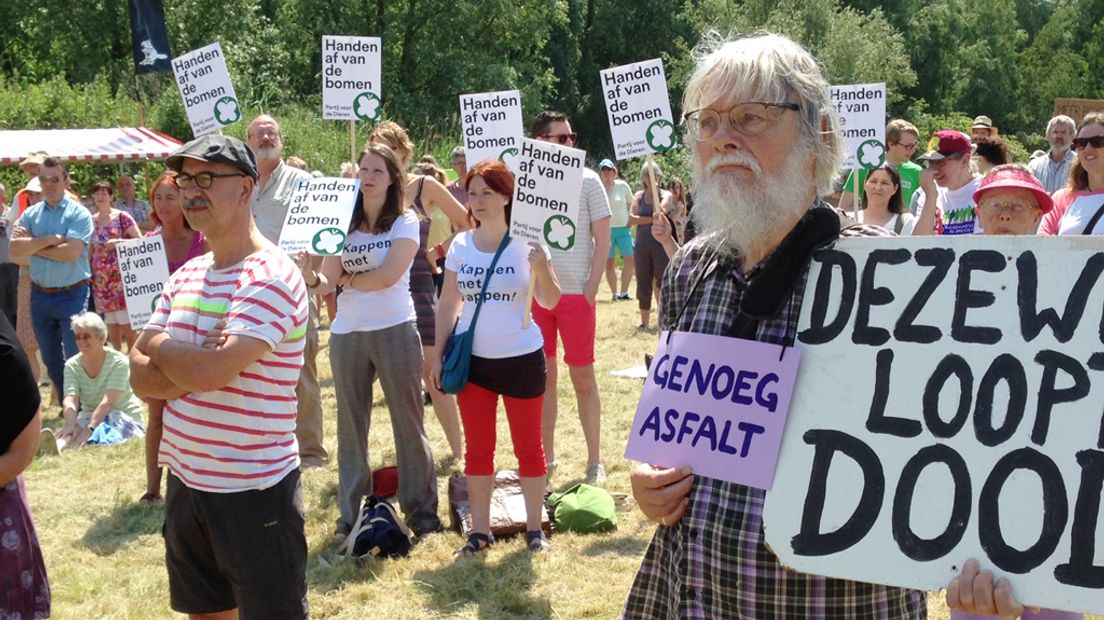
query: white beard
[
  {"left": 690, "top": 140, "right": 816, "bottom": 257},
  {"left": 255, "top": 146, "right": 281, "bottom": 162}
]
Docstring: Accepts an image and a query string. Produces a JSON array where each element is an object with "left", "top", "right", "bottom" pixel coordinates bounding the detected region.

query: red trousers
[{"left": 457, "top": 382, "right": 546, "bottom": 477}]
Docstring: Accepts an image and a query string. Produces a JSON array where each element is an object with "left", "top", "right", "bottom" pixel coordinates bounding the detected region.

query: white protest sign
[
  {"left": 116, "top": 236, "right": 170, "bottom": 330},
  {"left": 763, "top": 236, "right": 1104, "bottom": 615},
  {"left": 831, "top": 83, "right": 886, "bottom": 170},
  {"left": 321, "top": 36, "right": 382, "bottom": 121},
  {"left": 600, "top": 59, "right": 677, "bottom": 160},
  {"left": 172, "top": 42, "right": 240, "bottom": 138},
  {"left": 459, "top": 90, "right": 523, "bottom": 169},
  {"left": 510, "top": 138, "right": 584, "bottom": 250},
  {"left": 278, "top": 177, "right": 361, "bottom": 256},
  {"left": 625, "top": 332, "right": 801, "bottom": 489}
]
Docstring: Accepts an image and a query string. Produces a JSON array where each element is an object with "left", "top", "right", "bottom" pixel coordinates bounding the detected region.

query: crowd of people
[{"left": 2, "top": 27, "right": 1102, "bottom": 620}]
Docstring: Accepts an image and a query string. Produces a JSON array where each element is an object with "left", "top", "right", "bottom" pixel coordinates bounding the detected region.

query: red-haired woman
[
  {"left": 139, "top": 173, "right": 208, "bottom": 504},
  {"left": 432, "top": 160, "right": 561, "bottom": 555}
]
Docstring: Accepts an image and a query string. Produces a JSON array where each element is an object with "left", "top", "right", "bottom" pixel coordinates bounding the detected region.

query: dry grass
[{"left": 23, "top": 296, "right": 1068, "bottom": 619}]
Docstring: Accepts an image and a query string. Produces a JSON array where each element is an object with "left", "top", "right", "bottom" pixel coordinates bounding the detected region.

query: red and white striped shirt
[{"left": 146, "top": 248, "right": 308, "bottom": 492}]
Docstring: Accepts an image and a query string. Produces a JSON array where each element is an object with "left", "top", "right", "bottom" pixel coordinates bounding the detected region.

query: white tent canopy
[{"left": 0, "top": 127, "right": 183, "bottom": 166}]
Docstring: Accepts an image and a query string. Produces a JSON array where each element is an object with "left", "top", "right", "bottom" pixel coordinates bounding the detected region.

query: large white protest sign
[
  {"left": 459, "top": 90, "right": 523, "bottom": 169},
  {"left": 172, "top": 42, "right": 240, "bottom": 138},
  {"left": 763, "top": 236, "right": 1104, "bottom": 615},
  {"left": 322, "top": 36, "right": 382, "bottom": 121},
  {"left": 600, "top": 59, "right": 676, "bottom": 160},
  {"left": 510, "top": 138, "right": 584, "bottom": 250},
  {"left": 116, "top": 236, "right": 170, "bottom": 330},
  {"left": 831, "top": 83, "right": 886, "bottom": 170},
  {"left": 278, "top": 177, "right": 361, "bottom": 256}
]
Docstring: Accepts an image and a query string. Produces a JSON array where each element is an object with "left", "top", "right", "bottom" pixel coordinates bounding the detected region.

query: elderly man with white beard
[{"left": 622, "top": 33, "right": 1027, "bottom": 620}]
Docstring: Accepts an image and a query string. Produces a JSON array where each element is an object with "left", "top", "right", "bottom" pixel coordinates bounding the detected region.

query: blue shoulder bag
[{"left": 440, "top": 234, "right": 511, "bottom": 394}]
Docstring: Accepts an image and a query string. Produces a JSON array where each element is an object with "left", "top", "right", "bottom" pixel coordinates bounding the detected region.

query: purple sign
[{"left": 624, "top": 331, "right": 801, "bottom": 490}]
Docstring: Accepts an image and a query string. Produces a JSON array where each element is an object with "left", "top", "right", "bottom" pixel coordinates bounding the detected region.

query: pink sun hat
[{"left": 973, "top": 166, "right": 1054, "bottom": 213}]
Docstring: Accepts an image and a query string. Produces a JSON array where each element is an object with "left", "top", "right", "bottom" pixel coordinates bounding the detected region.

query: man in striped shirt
[{"left": 130, "top": 134, "right": 309, "bottom": 620}]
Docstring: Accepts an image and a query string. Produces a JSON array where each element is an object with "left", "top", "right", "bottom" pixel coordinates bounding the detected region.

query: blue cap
[{"left": 598, "top": 159, "right": 616, "bottom": 170}]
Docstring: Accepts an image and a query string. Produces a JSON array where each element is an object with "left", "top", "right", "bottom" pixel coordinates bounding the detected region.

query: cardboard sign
[
  {"left": 1054, "top": 98, "right": 1104, "bottom": 125},
  {"left": 172, "top": 42, "right": 240, "bottom": 138},
  {"left": 763, "top": 236, "right": 1104, "bottom": 615},
  {"left": 509, "top": 138, "right": 584, "bottom": 250},
  {"left": 116, "top": 236, "right": 170, "bottom": 330},
  {"left": 277, "top": 177, "right": 361, "bottom": 255},
  {"left": 625, "top": 331, "right": 801, "bottom": 489},
  {"left": 831, "top": 83, "right": 887, "bottom": 170},
  {"left": 459, "top": 90, "right": 523, "bottom": 170},
  {"left": 322, "top": 36, "right": 382, "bottom": 121},
  {"left": 600, "top": 59, "right": 676, "bottom": 160}
]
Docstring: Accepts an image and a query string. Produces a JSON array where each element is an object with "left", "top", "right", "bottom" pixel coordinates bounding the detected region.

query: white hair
[
  {"left": 70, "top": 311, "right": 107, "bottom": 342},
  {"left": 1047, "top": 115, "right": 1076, "bottom": 135},
  {"left": 639, "top": 160, "right": 663, "bottom": 186},
  {"left": 682, "top": 31, "right": 842, "bottom": 197}
]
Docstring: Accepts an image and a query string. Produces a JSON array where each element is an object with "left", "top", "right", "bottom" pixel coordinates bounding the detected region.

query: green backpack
[{"left": 547, "top": 483, "right": 617, "bottom": 533}]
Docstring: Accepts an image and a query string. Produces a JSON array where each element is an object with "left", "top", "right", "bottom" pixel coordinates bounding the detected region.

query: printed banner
[
  {"left": 831, "top": 83, "right": 887, "bottom": 170},
  {"left": 509, "top": 138, "right": 584, "bottom": 250},
  {"left": 117, "top": 235, "right": 170, "bottom": 330},
  {"left": 277, "top": 177, "right": 361, "bottom": 255},
  {"left": 459, "top": 90, "right": 523, "bottom": 170},
  {"left": 600, "top": 59, "right": 676, "bottom": 160},
  {"left": 172, "top": 42, "right": 240, "bottom": 138},
  {"left": 322, "top": 36, "right": 382, "bottom": 121}
]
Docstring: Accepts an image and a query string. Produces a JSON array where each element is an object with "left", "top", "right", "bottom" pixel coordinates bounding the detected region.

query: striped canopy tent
[{"left": 0, "top": 127, "right": 183, "bottom": 165}]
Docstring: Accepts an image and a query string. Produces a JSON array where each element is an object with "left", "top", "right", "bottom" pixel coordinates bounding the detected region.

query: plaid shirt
[{"left": 622, "top": 204, "right": 926, "bottom": 619}]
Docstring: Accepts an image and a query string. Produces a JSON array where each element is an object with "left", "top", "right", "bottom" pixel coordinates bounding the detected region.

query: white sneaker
[
  {"left": 585, "top": 463, "right": 606, "bottom": 485},
  {"left": 37, "top": 429, "right": 59, "bottom": 457}
]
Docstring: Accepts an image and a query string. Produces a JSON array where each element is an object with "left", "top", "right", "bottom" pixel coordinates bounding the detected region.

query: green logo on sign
[
  {"left": 499, "top": 147, "right": 519, "bottom": 165},
  {"left": 646, "top": 119, "right": 676, "bottom": 152},
  {"left": 213, "top": 97, "right": 241, "bottom": 126},
  {"left": 312, "top": 228, "right": 346, "bottom": 255},
  {"left": 857, "top": 139, "right": 885, "bottom": 168},
  {"left": 543, "top": 215, "right": 575, "bottom": 251},
  {"left": 353, "top": 92, "right": 382, "bottom": 121}
]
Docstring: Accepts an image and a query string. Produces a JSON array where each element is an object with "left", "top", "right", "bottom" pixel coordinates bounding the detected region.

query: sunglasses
[
  {"left": 925, "top": 153, "right": 965, "bottom": 168},
  {"left": 38, "top": 175, "right": 63, "bottom": 184},
  {"left": 538, "top": 132, "right": 578, "bottom": 145},
  {"left": 1073, "top": 136, "right": 1104, "bottom": 150}
]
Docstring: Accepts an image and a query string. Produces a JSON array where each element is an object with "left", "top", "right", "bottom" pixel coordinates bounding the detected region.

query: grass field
[{"left": 23, "top": 295, "right": 1048, "bottom": 619}]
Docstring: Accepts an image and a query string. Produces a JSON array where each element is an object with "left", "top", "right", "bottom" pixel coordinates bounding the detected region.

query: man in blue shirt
[{"left": 11, "top": 157, "right": 94, "bottom": 396}]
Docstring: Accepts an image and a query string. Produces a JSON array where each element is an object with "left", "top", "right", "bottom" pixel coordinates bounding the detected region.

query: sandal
[
  {"left": 526, "top": 530, "right": 551, "bottom": 553},
  {"left": 138, "top": 492, "right": 163, "bottom": 504},
  {"left": 456, "top": 532, "right": 494, "bottom": 557}
]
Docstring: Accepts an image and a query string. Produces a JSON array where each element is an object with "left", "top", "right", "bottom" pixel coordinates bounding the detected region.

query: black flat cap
[{"left": 165, "top": 134, "right": 259, "bottom": 180}]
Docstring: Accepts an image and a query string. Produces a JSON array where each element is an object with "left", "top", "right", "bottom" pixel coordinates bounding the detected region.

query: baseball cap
[
  {"left": 918, "top": 130, "right": 972, "bottom": 161},
  {"left": 165, "top": 134, "right": 258, "bottom": 180},
  {"left": 971, "top": 115, "right": 994, "bottom": 130},
  {"left": 973, "top": 166, "right": 1053, "bottom": 213},
  {"left": 598, "top": 159, "right": 616, "bottom": 170}
]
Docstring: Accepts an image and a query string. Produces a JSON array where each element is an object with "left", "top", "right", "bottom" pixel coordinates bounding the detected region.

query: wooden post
[{"left": 350, "top": 120, "right": 357, "bottom": 163}]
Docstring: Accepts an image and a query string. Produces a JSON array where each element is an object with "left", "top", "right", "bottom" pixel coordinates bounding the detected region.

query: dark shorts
[{"left": 164, "top": 471, "right": 308, "bottom": 620}]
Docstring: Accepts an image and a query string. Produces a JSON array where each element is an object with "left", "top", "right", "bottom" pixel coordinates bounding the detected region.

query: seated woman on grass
[{"left": 39, "top": 312, "right": 145, "bottom": 452}]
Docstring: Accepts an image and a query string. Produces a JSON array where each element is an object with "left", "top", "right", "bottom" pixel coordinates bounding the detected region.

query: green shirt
[
  {"left": 64, "top": 348, "right": 145, "bottom": 423},
  {"left": 843, "top": 161, "right": 922, "bottom": 209}
]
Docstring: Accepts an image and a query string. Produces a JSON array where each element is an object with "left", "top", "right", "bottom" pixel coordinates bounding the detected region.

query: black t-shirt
[{"left": 0, "top": 314, "right": 40, "bottom": 454}]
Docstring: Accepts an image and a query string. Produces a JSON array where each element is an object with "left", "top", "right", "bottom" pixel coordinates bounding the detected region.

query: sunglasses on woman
[{"left": 1073, "top": 136, "right": 1104, "bottom": 150}]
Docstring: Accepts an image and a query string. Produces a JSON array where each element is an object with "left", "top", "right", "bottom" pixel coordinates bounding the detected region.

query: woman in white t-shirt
[
  {"left": 1048, "top": 113, "right": 1104, "bottom": 236},
  {"left": 861, "top": 165, "right": 917, "bottom": 236},
  {"left": 295, "top": 143, "right": 441, "bottom": 542},
  {"left": 431, "top": 160, "right": 561, "bottom": 556}
]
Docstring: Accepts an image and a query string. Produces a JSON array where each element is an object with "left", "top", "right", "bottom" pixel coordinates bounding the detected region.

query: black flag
[{"left": 128, "top": 0, "right": 172, "bottom": 74}]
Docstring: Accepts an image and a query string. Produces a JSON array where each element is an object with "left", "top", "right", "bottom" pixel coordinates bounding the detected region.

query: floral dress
[
  {"left": 0, "top": 476, "right": 50, "bottom": 617},
  {"left": 90, "top": 211, "right": 137, "bottom": 313}
]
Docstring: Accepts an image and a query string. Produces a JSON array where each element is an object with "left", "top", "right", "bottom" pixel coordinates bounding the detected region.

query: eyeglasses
[
  {"left": 925, "top": 153, "right": 965, "bottom": 168},
  {"left": 74, "top": 332, "right": 97, "bottom": 341},
  {"left": 538, "top": 132, "right": 578, "bottom": 145},
  {"left": 174, "top": 171, "right": 247, "bottom": 189},
  {"left": 979, "top": 201, "right": 1036, "bottom": 215},
  {"left": 38, "top": 175, "right": 62, "bottom": 184},
  {"left": 683, "top": 102, "right": 800, "bottom": 141},
  {"left": 1073, "top": 136, "right": 1104, "bottom": 150},
  {"left": 895, "top": 140, "right": 919, "bottom": 150}
]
